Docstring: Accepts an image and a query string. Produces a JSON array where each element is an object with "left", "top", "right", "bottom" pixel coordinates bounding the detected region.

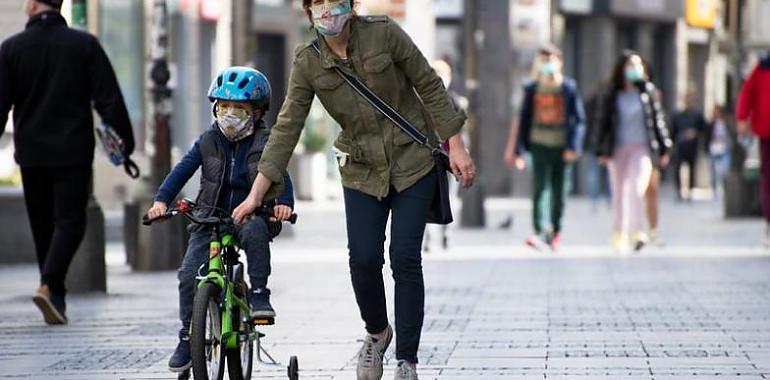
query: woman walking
[
  {"left": 232, "top": 1, "right": 476, "bottom": 379},
  {"left": 594, "top": 51, "right": 672, "bottom": 253}
]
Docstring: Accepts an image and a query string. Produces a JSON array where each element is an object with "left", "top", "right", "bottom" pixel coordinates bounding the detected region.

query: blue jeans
[
  {"left": 344, "top": 169, "right": 436, "bottom": 364},
  {"left": 177, "top": 217, "right": 276, "bottom": 339}
]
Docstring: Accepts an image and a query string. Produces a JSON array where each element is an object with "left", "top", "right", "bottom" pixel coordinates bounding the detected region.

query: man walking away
[{"left": 0, "top": 0, "right": 135, "bottom": 324}]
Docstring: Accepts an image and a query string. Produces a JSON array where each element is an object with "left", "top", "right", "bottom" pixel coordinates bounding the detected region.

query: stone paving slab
[
  {"left": 2, "top": 254, "right": 770, "bottom": 379},
  {"left": 2, "top": 195, "right": 770, "bottom": 379}
]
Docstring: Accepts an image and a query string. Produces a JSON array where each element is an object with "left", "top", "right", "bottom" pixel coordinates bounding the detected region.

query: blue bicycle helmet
[{"left": 208, "top": 66, "right": 272, "bottom": 111}]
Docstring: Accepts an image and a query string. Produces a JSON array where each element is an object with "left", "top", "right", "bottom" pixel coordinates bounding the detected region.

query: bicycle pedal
[{"left": 250, "top": 317, "right": 275, "bottom": 326}]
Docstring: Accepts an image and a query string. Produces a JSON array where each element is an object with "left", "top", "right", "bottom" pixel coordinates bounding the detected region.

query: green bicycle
[{"left": 143, "top": 198, "right": 300, "bottom": 380}]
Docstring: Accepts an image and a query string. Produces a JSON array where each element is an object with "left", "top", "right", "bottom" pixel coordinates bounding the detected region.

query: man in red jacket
[{"left": 737, "top": 52, "right": 770, "bottom": 247}]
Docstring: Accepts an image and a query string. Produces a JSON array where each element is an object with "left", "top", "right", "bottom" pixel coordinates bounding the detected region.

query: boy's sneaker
[
  {"left": 249, "top": 288, "right": 276, "bottom": 320},
  {"left": 168, "top": 339, "right": 192, "bottom": 372},
  {"left": 32, "top": 285, "right": 67, "bottom": 325},
  {"left": 525, "top": 234, "right": 546, "bottom": 251},
  {"left": 395, "top": 360, "right": 419, "bottom": 380},
  {"left": 357, "top": 325, "right": 393, "bottom": 380},
  {"left": 549, "top": 233, "right": 562, "bottom": 252}
]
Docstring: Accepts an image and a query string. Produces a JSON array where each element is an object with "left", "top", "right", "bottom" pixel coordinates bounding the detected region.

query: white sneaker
[
  {"left": 394, "top": 360, "right": 419, "bottom": 380},
  {"left": 357, "top": 325, "right": 393, "bottom": 380}
]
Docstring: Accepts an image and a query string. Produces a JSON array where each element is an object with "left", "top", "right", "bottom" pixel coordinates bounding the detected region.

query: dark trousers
[
  {"left": 761, "top": 139, "right": 770, "bottom": 223},
  {"left": 674, "top": 142, "right": 698, "bottom": 197},
  {"left": 20, "top": 166, "right": 91, "bottom": 296},
  {"left": 343, "top": 169, "right": 435, "bottom": 364},
  {"left": 177, "top": 217, "right": 276, "bottom": 339},
  {"left": 531, "top": 144, "right": 572, "bottom": 234}
]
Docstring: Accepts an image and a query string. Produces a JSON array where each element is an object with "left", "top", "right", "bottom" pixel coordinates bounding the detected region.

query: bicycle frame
[{"left": 197, "top": 231, "right": 251, "bottom": 351}]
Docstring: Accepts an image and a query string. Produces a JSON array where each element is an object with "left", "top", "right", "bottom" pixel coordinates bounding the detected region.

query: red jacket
[{"left": 737, "top": 57, "right": 770, "bottom": 139}]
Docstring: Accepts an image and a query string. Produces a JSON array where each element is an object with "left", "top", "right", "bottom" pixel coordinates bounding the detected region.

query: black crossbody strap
[{"left": 311, "top": 40, "right": 446, "bottom": 156}]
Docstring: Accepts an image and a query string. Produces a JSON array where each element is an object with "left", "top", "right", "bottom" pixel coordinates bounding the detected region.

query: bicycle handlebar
[{"left": 142, "top": 205, "right": 297, "bottom": 226}]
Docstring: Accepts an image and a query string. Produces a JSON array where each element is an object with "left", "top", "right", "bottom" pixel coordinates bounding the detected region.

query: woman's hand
[
  {"left": 146, "top": 201, "right": 167, "bottom": 221},
  {"left": 233, "top": 173, "right": 273, "bottom": 224},
  {"left": 232, "top": 195, "right": 261, "bottom": 225},
  {"left": 448, "top": 135, "right": 476, "bottom": 188},
  {"left": 270, "top": 205, "right": 293, "bottom": 222}
]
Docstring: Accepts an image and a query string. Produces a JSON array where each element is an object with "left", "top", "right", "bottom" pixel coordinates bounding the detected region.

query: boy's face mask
[
  {"left": 215, "top": 102, "right": 255, "bottom": 142},
  {"left": 311, "top": 0, "right": 352, "bottom": 37}
]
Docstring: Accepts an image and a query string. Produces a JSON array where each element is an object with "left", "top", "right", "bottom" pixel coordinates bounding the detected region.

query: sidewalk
[{"left": 1, "top": 196, "right": 768, "bottom": 379}]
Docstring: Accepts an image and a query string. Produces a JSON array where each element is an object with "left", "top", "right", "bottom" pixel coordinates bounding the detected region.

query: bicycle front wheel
[{"left": 191, "top": 283, "right": 226, "bottom": 380}]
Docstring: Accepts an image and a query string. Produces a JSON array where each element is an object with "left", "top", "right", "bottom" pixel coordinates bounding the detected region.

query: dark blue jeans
[
  {"left": 344, "top": 169, "right": 436, "bottom": 364},
  {"left": 177, "top": 217, "right": 275, "bottom": 339}
]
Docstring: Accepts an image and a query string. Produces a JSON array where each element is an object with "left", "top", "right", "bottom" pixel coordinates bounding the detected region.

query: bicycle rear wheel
[
  {"left": 191, "top": 283, "right": 226, "bottom": 380},
  {"left": 226, "top": 297, "right": 253, "bottom": 380}
]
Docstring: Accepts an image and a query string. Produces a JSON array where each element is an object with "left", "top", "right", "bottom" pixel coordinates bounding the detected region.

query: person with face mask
[
  {"left": 231, "top": 1, "right": 476, "bottom": 379},
  {"left": 593, "top": 51, "right": 672, "bottom": 253},
  {"left": 144, "top": 67, "right": 295, "bottom": 373},
  {"left": 505, "top": 44, "right": 586, "bottom": 252}
]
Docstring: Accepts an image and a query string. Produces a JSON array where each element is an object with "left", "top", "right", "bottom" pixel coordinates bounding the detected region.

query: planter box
[{"left": 0, "top": 186, "right": 35, "bottom": 263}]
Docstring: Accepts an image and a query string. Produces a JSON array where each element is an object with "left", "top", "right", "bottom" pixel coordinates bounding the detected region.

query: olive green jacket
[{"left": 259, "top": 15, "right": 466, "bottom": 199}]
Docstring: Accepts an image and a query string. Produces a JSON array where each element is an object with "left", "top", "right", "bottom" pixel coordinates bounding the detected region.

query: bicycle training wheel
[{"left": 287, "top": 355, "right": 299, "bottom": 380}]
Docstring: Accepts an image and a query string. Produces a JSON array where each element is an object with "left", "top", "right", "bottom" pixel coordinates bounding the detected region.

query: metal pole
[
  {"left": 66, "top": 0, "right": 107, "bottom": 293},
  {"left": 150, "top": 0, "right": 172, "bottom": 191},
  {"left": 460, "top": 0, "right": 485, "bottom": 227},
  {"left": 133, "top": 0, "right": 185, "bottom": 271}
]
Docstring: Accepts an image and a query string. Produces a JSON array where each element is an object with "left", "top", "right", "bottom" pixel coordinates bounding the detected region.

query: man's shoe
[
  {"left": 32, "top": 285, "right": 67, "bottom": 325},
  {"left": 395, "top": 360, "right": 419, "bottom": 380},
  {"left": 357, "top": 325, "right": 393, "bottom": 380},
  {"left": 249, "top": 288, "right": 276, "bottom": 320},
  {"left": 168, "top": 339, "right": 192, "bottom": 372}
]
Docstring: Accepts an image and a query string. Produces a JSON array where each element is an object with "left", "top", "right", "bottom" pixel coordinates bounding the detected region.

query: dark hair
[
  {"left": 610, "top": 50, "right": 654, "bottom": 91},
  {"left": 302, "top": 0, "right": 356, "bottom": 29}
]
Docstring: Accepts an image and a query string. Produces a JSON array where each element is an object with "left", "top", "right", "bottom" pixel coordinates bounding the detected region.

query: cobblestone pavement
[{"left": 1, "top": 198, "right": 769, "bottom": 379}]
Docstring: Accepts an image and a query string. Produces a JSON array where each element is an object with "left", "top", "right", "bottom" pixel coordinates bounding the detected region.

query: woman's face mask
[
  {"left": 311, "top": 0, "right": 352, "bottom": 37},
  {"left": 215, "top": 102, "right": 255, "bottom": 142},
  {"left": 624, "top": 59, "right": 646, "bottom": 83}
]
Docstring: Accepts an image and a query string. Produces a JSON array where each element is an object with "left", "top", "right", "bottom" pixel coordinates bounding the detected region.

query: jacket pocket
[
  {"left": 363, "top": 53, "right": 393, "bottom": 73},
  {"left": 392, "top": 130, "right": 431, "bottom": 176}
]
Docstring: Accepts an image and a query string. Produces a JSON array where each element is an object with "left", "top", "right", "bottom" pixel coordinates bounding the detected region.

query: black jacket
[
  {"left": 593, "top": 81, "right": 672, "bottom": 167},
  {"left": 0, "top": 11, "right": 134, "bottom": 167}
]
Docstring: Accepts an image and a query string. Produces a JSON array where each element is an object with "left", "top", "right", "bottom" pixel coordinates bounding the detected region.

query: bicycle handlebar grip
[
  {"left": 141, "top": 214, "right": 154, "bottom": 226},
  {"left": 288, "top": 213, "right": 298, "bottom": 224}
]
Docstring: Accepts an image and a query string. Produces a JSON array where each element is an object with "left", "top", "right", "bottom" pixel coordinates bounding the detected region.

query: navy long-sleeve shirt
[{"left": 155, "top": 126, "right": 294, "bottom": 212}]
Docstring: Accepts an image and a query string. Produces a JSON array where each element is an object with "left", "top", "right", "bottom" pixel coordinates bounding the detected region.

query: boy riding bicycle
[{"left": 145, "top": 67, "right": 294, "bottom": 373}]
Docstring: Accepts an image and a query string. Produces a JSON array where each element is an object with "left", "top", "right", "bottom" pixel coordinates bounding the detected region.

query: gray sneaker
[
  {"left": 356, "top": 325, "right": 393, "bottom": 380},
  {"left": 395, "top": 360, "right": 419, "bottom": 380}
]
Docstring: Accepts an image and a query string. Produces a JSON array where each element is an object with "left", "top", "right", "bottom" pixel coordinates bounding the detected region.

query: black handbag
[{"left": 311, "top": 40, "right": 453, "bottom": 224}]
